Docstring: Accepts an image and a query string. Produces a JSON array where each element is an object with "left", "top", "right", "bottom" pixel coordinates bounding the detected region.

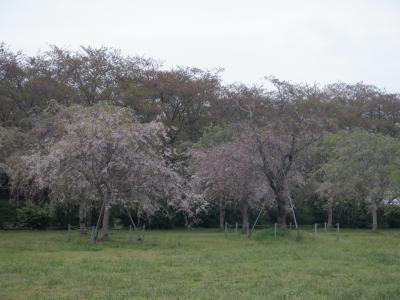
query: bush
[
  {"left": 0, "top": 200, "right": 17, "bottom": 228},
  {"left": 17, "top": 204, "right": 50, "bottom": 229},
  {"left": 49, "top": 202, "right": 78, "bottom": 228},
  {"left": 383, "top": 205, "right": 400, "bottom": 228}
]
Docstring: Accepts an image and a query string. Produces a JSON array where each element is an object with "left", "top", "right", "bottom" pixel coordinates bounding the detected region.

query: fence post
[
  {"left": 314, "top": 223, "right": 317, "bottom": 239},
  {"left": 336, "top": 222, "right": 339, "bottom": 241},
  {"left": 324, "top": 222, "right": 327, "bottom": 232},
  {"left": 274, "top": 223, "right": 277, "bottom": 239},
  {"left": 235, "top": 222, "right": 238, "bottom": 235},
  {"left": 90, "top": 226, "right": 95, "bottom": 244},
  {"left": 67, "top": 224, "right": 71, "bottom": 241},
  {"left": 224, "top": 222, "right": 227, "bottom": 236}
]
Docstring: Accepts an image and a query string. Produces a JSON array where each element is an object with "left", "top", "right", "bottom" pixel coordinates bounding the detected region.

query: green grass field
[{"left": 1, "top": 228, "right": 400, "bottom": 299}]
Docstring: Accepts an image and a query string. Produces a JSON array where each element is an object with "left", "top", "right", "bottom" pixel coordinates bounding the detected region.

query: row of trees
[{"left": 1, "top": 43, "right": 400, "bottom": 236}]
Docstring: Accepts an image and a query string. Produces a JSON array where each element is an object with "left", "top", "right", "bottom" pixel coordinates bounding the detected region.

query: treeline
[{"left": 1, "top": 43, "right": 400, "bottom": 235}]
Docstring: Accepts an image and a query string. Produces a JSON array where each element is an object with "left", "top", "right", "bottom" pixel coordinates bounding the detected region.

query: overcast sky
[{"left": 1, "top": 0, "right": 399, "bottom": 92}]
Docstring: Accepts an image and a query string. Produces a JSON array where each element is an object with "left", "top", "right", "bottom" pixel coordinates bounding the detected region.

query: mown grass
[{"left": 0, "top": 228, "right": 400, "bottom": 299}]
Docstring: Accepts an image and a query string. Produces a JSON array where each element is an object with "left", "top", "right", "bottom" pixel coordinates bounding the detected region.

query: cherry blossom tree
[
  {"left": 192, "top": 133, "right": 269, "bottom": 232},
  {"left": 19, "top": 104, "right": 196, "bottom": 241},
  {"left": 231, "top": 79, "right": 328, "bottom": 230}
]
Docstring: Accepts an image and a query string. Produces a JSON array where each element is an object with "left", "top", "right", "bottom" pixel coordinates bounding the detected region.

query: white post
[
  {"left": 224, "top": 222, "right": 227, "bottom": 236},
  {"left": 314, "top": 223, "right": 317, "bottom": 239},
  {"left": 336, "top": 222, "right": 339, "bottom": 241},
  {"left": 67, "top": 224, "right": 71, "bottom": 241},
  {"left": 235, "top": 222, "right": 238, "bottom": 234}
]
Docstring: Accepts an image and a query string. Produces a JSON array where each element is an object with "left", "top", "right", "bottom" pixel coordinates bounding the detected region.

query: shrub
[
  {"left": 0, "top": 200, "right": 17, "bottom": 228},
  {"left": 17, "top": 204, "right": 50, "bottom": 229},
  {"left": 49, "top": 202, "right": 78, "bottom": 228},
  {"left": 383, "top": 205, "right": 400, "bottom": 228}
]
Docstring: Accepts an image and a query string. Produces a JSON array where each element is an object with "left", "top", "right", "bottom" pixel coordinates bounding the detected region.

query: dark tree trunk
[
  {"left": 219, "top": 201, "right": 225, "bottom": 231},
  {"left": 255, "top": 131, "right": 298, "bottom": 232},
  {"left": 371, "top": 203, "right": 378, "bottom": 232},
  {"left": 327, "top": 205, "right": 333, "bottom": 228},
  {"left": 275, "top": 189, "right": 287, "bottom": 229},
  {"left": 241, "top": 201, "right": 249, "bottom": 233},
  {"left": 102, "top": 205, "right": 111, "bottom": 240},
  {"left": 79, "top": 203, "right": 87, "bottom": 234}
]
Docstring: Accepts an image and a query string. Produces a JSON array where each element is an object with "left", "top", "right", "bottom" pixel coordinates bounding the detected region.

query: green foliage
[
  {"left": 296, "top": 203, "right": 317, "bottom": 225},
  {"left": 389, "top": 169, "right": 400, "bottom": 198},
  {"left": 49, "top": 202, "right": 78, "bottom": 228},
  {"left": 0, "top": 200, "right": 17, "bottom": 228},
  {"left": 383, "top": 205, "right": 400, "bottom": 227},
  {"left": 317, "top": 129, "right": 400, "bottom": 229},
  {"left": 194, "top": 125, "right": 235, "bottom": 148},
  {"left": 17, "top": 204, "right": 51, "bottom": 229}
]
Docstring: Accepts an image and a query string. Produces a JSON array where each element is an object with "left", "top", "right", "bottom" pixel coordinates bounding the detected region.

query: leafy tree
[{"left": 320, "top": 129, "right": 400, "bottom": 231}]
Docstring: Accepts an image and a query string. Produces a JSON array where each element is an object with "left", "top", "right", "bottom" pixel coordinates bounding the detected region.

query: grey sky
[{"left": 1, "top": 0, "right": 399, "bottom": 91}]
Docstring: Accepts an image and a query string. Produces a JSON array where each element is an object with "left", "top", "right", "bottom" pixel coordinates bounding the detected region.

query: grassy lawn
[{"left": 0, "top": 228, "right": 400, "bottom": 299}]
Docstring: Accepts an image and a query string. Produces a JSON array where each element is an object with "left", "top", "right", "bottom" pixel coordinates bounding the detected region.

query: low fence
[
  {"left": 221, "top": 221, "right": 342, "bottom": 240},
  {"left": 63, "top": 222, "right": 342, "bottom": 243},
  {"left": 65, "top": 223, "right": 146, "bottom": 244}
]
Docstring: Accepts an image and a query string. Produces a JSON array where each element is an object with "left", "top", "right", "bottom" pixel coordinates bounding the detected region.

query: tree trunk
[
  {"left": 102, "top": 205, "right": 111, "bottom": 240},
  {"left": 79, "top": 202, "right": 87, "bottom": 234},
  {"left": 327, "top": 205, "right": 333, "bottom": 228},
  {"left": 275, "top": 189, "right": 287, "bottom": 229},
  {"left": 219, "top": 202, "right": 225, "bottom": 231},
  {"left": 371, "top": 203, "right": 378, "bottom": 232},
  {"left": 241, "top": 201, "right": 249, "bottom": 233}
]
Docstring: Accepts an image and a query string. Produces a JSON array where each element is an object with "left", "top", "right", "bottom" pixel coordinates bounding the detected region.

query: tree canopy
[{"left": 1, "top": 43, "right": 400, "bottom": 232}]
